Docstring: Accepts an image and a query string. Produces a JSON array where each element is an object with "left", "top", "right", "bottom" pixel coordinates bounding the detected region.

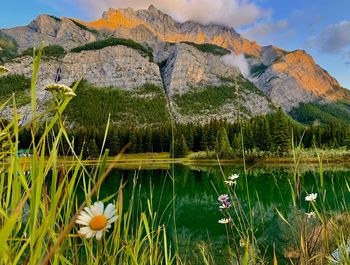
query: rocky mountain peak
[{"left": 1, "top": 5, "right": 349, "bottom": 120}]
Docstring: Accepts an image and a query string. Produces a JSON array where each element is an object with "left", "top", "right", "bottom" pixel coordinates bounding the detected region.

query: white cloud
[
  {"left": 240, "top": 20, "right": 290, "bottom": 44},
  {"left": 308, "top": 21, "right": 350, "bottom": 54},
  {"left": 67, "top": 0, "right": 270, "bottom": 28},
  {"left": 221, "top": 53, "right": 250, "bottom": 78}
]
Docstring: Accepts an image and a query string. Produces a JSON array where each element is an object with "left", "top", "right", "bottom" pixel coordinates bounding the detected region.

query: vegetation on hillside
[
  {"left": 70, "top": 38, "right": 154, "bottom": 61},
  {"left": 250, "top": 63, "right": 269, "bottom": 77},
  {"left": 63, "top": 80, "right": 171, "bottom": 128},
  {"left": 0, "top": 74, "right": 31, "bottom": 105},
  {"left": 69, "top": 19, "right": 100, "bottom": 35},
  {"left": 21, "top": 45, "right": 66, "bottom": 58},
  {"left": 48, "top": 15, "right": 61, "bottom": 22},
  {"left": 0, "top": 32, "right": 18, "bottom": 63},
  {"left": 181, "top": 42, "right": 231, "bottom": 56},
  {"left": 173, "top": 77, "right": 268, "bottom": 116},
  {"left": 290, "top": 101, "right": 350, "bottom": 125}
]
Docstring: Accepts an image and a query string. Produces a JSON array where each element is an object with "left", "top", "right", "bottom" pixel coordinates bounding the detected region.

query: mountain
[{"left": 0, "top": 5, "right": 349, "bottom": 126}]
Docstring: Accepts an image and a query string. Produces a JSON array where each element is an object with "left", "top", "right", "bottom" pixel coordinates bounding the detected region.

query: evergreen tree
[
  {"left": 172, "top": 133, "right": 189, "bottom": 158},
  {"left": 215, "top": 127, "right": 233, "bottom": 158},
  {"left": 271, "top": 108, "right": 290, "bottom": 153}
]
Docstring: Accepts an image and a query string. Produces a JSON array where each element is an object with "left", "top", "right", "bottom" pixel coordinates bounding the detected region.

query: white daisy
[
  {"left": 218, "top": 218, "right": 231, "bottom": 224},
  {"left": 228, "top": 174, "right": 239, "bottom": 181},
  {"left": 224, "top": 180, "right": 236, "bottom": 186},
  {"left": 76, "top": 201, "right": 117, "bottom": 240},
  {"left": 305, "top": 193, "right": 317, "bottom": 202}
]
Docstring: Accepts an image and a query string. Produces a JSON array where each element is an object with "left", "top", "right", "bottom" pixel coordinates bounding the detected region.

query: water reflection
[{"left": 96, "top": 163, "right": 350, "bottom": 263}]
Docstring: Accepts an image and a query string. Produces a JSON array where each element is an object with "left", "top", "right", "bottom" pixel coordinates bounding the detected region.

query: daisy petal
[
  {"left": 91, "top": 202, "right": 104, "bottom": 215},
  {"left": 104, "top": 203, "right": 116, "bottom": 219},
  {"left": 95, "top": 230, "right": 103, "bottom": 240},
  {"left": 86, "top": 231, "right": 95, "bottom": 239},
  {"left": 107, "top": 215, "right": 118, "bottom": 224},
  {"left": 76, "top": 219, "right": 90, "bottom": 226},
  {"left": 78, "top": 226, "right": 91, "bottom": 235},
  {"left": 83, "top": 207, "right": 94, "bottom": 217}
]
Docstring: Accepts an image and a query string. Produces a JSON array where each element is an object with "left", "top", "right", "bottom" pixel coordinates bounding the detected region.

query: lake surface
[{"left": 93, "top": 162, "right": 350, "bottom": 263}]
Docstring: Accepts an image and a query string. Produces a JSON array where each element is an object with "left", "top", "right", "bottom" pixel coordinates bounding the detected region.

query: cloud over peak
[
  {"left": 73, "top": 0, "right": 270, "bottom": 28},
  {"left": 308, "top": 20, "right": 350, "bottom": 54}
]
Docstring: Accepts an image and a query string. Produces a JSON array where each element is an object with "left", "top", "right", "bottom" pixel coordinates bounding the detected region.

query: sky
[{"left": 1, "top": 0, "right": 350, "bottom": 88}]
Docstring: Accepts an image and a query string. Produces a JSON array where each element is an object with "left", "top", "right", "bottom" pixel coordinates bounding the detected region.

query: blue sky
[{"left": 1, "top": 0, "right": 350, "bottom": 88}]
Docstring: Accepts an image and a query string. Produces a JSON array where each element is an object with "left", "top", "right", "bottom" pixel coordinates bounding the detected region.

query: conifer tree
[
  {"left": 172, "top": 133, "right": 189, "bottom": 158},
  {"left": 215, "top": 127, "right": 233, "bottom": 158},
  {"left": 271, "top": 108, "right": 290, "bottom": 153}
]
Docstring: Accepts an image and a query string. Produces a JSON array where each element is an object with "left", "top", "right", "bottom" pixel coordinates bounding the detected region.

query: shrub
[
  {"left": 70, "top": 38, "right": 154, "bottom": 61},
  {"left": 181, "top": 41, "right": 231, "bottom": 56},
  {"left": 69, "top": 19, "right": 100, "bottom": 35},
  {"left": 21, "top": 45, "right": 66, "bottom": 58}
]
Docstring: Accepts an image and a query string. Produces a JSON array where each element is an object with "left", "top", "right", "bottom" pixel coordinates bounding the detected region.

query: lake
[{"left": 87, "top": 161, "right": 350, "bottom": 264}]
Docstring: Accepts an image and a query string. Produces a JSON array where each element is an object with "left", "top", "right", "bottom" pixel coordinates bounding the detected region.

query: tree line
[{"left": 16, "top": 108, "right": 350, "bottom": 159}]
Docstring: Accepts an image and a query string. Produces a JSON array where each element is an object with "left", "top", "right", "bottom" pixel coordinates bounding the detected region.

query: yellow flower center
[{"left": 89, "top": 215, "right": 107, "bottom": 231}]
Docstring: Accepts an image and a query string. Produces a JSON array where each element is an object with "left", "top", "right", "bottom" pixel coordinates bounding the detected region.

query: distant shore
[{"left": 10, "top": 151, "right": 350, "bottom": 171}]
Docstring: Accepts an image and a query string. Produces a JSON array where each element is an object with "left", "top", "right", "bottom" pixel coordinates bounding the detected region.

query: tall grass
[{"left": 0, "top": 46, "right": 175, "bottom": 264}]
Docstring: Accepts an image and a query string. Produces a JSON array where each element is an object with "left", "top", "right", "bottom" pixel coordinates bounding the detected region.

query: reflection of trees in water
[{"left": 84, "top": 165, "right": 350, "bottom": 264}]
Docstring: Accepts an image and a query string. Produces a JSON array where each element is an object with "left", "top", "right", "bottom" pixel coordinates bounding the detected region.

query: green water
[{"left": 95, "top": 163, "right": 350, "bottom": 263}]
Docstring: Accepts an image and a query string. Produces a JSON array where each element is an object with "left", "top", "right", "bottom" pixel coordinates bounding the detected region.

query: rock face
[
  {"left": 5, "top": 45, "right": 162, "bottom": 92},
  {"left": 162, "top": 43, "right": 237, "bottom": 95},
  {"left": 160, "top": 43, "right": 274, "bottom": 123},
  {"left": 3, "top": 46, "right": 163, "bottom": 124},
  {"left": 73, "top": 5, "right": 350, "bottom": 112},
  {"left": 77, "top": 5, "right": 261, "bottom": 57},
  {"left": 2, "top": 15, "right": 98, "bottom": 51},
  {"left": 1, "top": 5, "right": 349, "bottom": 125},
  {"left": 253, "top": 50, "right": 350, "bottom": 111}
]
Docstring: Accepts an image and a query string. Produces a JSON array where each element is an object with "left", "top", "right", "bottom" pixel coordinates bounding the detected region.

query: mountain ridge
[{"left": 0, "top": 5, "right": 349, "bottom": 126}]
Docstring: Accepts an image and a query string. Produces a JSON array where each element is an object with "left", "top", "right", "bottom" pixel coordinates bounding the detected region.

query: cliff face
[
  {"left": 2, "top": 15, "right": 98, "bottom": 51},
  {"left": 2, "top": 42, "right": 274, "bottom": 124},
  {"left": 73, "top": 5, "right": 349, "bottom": 111},
  {"left": 0, "top": 5, "right": 349, "bottom": 125},
  {"left": 76, "top": 5, "right": 262, "bottom": 57},
  {"left": 160, "top": 43, "right": 273, "bottom": 123},
  {"left": 253, "top": 50, "right": 349, "bottom": 111},
  {"left": 2, "top": 45, "right": 163, "bottom": 124}
]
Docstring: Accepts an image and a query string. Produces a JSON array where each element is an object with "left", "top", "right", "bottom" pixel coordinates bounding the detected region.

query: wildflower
[
  {"left": 306, "top": 211, "right": 316, "bottom": 220},
  {"left": 45, "top": 83, "right": 74, "bottom": 94},
  {"left": 224, "top": 180, "right": 236, "bottom": 186},
  {"left": 305, "top": 193, "right": 317, "bottom": 202},
  {"left": 239, "top": 238, "right": 246, "bottom": 247},
  {"left": 228, "top": 174, "right": 239, "bottom": 181},
  {"left": 218, "top": 218, "right": 231, "bottom": 224},
  {"left": 76, "top": 201, "right": 117, "bottom": 240},
  {"left": 219, "top": 201, "right": 231, "bottom": 209},
  {"left": 0, "top": 66, "right": 9, "bottom": 74},
  {"left": 218, "top": 194, "right": 229, "bottom": 203}
]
